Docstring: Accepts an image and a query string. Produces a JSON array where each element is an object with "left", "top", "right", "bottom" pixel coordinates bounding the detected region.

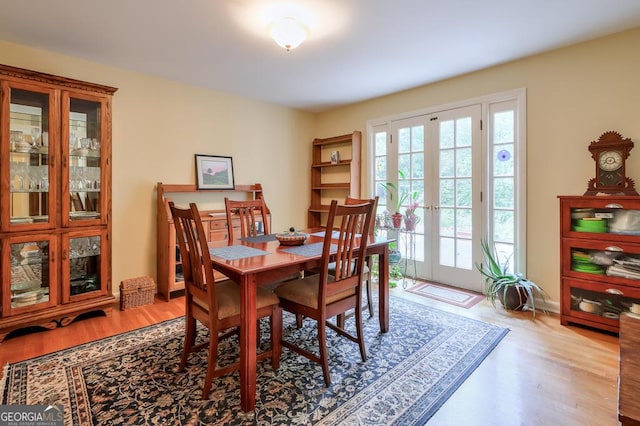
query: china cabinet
[
  {"left": 0, "top": 64, "right": 116, "bottom": 341},
  {"left": 559, "top": 195, "right": 640, "bottom": 333},
  {"left": 156, "top": 182, "right": 269, "bottom": 301},
  {"left": 308, "top": 131, "right": 361, "bottom": 228}
]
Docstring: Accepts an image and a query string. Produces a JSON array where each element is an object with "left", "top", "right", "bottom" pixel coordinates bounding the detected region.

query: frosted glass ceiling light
[{"left": 269, "top": 17, "right": 308, "bottom": 51}]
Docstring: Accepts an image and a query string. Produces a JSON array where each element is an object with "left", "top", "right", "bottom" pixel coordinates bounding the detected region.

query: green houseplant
[
  {"left": 476, "top": 238, "right": 547, "bottom": 317},
  {"left": 380, "top": 170, "right": 419, "bottom": 228}
]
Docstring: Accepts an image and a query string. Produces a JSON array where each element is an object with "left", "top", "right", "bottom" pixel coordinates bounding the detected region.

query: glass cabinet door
[
  {"left": 2, "top": 82, "right": 57, "bottom": 231},
  {"left": 2, "top": 236, "right": 57, "bottom": 315},
  {"left": 62, "top": 93, "right": 107, "bottom": 226},
  {"left": 62, "top": 230, "right": 108, "bottom": 302}
]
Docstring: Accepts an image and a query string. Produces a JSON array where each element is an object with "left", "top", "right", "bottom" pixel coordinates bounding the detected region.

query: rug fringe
[{"left": 0, "top": 362, "right": 9, "bottom": 403}]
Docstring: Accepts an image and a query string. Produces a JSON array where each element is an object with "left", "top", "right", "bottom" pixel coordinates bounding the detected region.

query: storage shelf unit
[
  {"left": 559, "top": 195, "right": 640, "bottom": 333},
  {"left": 156, "top": 182, "right": 268, "bottom": 301},
  {"left": 308, "top": 131, "right": 361, "bottom": 228}
]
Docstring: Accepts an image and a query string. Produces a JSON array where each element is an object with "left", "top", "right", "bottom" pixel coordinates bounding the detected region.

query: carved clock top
[
  {"left": 588, "top": 131, "right": 633, "bottom": 155},
  {"left": 585, "top": 130, "right": 638, "bottom": 196}
]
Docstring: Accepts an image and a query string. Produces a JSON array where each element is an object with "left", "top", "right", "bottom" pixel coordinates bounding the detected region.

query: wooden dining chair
[
  {"left": 343, "top": 196, "right": 378, "bottom": 318},
  {"left": 308, "top": 196, "right": 379, "bottom": 319},
  {"left": 274, "top": 199, "right": 375, "bottom": 386},
  {"left": 169, "top": 201, "right": 282, "bottom": 399},
  {"left": 224, "top": 197, "right": 270, "bottom": 241}
]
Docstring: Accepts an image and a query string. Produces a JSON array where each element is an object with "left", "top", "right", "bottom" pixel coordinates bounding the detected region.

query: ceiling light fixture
[{"left": 269, "top": 16, "right": 308, "bottom": 51}]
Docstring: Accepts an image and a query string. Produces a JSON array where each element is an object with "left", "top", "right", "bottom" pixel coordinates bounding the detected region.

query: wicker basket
[{"left": 120, "top": 276, "right": 155, "bottom": 310}]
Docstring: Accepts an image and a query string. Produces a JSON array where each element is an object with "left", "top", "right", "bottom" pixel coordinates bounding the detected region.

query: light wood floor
[{"left": 0, "top": 285, "right": 620, "bottom": 426}]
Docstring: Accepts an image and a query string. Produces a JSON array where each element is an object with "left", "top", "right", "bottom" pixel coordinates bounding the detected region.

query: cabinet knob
[
  {"left": 606, "top": 288, "right": 624, "bottom": 295},
  {"left": 605, "top": 246, "right": 623, "bottom": 252},
  {"left": 605, "top": 203, "right": 623, "bottom": 209}
]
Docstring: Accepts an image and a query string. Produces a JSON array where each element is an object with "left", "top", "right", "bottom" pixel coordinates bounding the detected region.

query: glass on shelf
[
  {"left": 569, "top": 286, "right": 639, "bottom": 320},
  {"left": 571, "top": 206, "right": 640, "bottom": 235},
  {"left": 69, "top": 236, "right": 101, "bottom": 296},
  {"left": 570, "top": 247, "right": 640, "bottom": 280},
  {"left": 9, "top": 89, "right": 50, "bottom": 223},
  {"left": 10, "top": 241, "right": 50, "bottom": 308}
]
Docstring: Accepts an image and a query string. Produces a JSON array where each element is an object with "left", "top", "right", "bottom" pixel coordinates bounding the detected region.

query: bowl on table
[{"left": 275, "top": 232, "right": 309, "bottom": 246}]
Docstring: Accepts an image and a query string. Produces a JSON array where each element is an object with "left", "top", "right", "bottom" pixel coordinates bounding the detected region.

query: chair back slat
[
  {"left": 345, "top": 196, "right": 379, "bottom": 238},
  {"left": 224, "top": 197, "right": 270, "bottom": 241},
  {"left": 169, "top": 202, "right": 217, "bottom": 308},
  {"left": 320, "top": 199, "right": 375, "bottom": 300}
]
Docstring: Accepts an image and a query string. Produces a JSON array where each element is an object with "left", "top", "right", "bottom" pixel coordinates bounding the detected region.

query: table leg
[
  {"left": 379, "top": 245, "right": 390, "bottom": 333},
  {"left": 240, "top": 275, "right": 258, "bottom": 412}
]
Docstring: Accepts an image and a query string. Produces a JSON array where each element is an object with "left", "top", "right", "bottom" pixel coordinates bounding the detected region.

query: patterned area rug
[
  {"left": 406, "top": 282, "right": 485, "bottom": 309},
  {"left": 1, "top": 296, "right": 507, "bottom": 425}
]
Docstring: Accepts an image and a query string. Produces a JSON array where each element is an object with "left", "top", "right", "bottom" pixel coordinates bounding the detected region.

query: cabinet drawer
[
  {"left": 561, "top": 237, "right": 640, "bottom": 285},
  {"left": 209, "top": 230, "right": 228, "bottom": 242},
  {"left": 562, "top": 277, "right": 640, "bottom": 331}
]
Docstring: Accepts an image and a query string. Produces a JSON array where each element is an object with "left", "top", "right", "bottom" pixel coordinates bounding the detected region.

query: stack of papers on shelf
[{"left": 607, "top": 260, "right": 640, "bottom": 280}]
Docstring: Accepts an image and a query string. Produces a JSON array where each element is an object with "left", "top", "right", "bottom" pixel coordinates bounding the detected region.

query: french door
[{"left": 375, "top": 104, "right": 483, "bottom": 291}]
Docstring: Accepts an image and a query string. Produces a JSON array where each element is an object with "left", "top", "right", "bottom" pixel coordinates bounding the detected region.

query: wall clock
[{"left": 585, "top": 131, "right": 638, "bottom": 195}]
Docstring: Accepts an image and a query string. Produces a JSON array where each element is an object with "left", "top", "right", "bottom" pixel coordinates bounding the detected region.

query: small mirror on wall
[{"left": 194, "top": 154, "right": 235, "bottom": 190}]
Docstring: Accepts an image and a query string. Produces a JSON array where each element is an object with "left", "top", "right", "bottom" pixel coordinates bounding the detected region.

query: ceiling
[{"left": 1, "top": 0, "right": 640, "bottom": 112}]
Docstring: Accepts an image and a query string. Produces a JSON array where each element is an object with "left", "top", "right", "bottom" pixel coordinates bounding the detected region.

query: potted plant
[
  {"left": 476, "top": 238, "right": 547, "bottom": 317},
  {"left": 403, "top": 201, "right": 420, "bottom": 231},
  {"left": 381, "top": 171, "right": 418, "bottom": 228}
]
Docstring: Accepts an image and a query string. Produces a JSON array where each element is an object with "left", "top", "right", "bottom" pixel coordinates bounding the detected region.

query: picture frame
[
  {"left": 330, "top": 150, "right": 340, "bottom": 164},
  {"left": 194, "top": 154, "right": 235, "bottom": 190}
]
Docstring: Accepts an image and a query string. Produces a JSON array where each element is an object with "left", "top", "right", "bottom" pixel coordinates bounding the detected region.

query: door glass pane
[
  {"left": 70, "top": 236, "right": 101, "bottom": 295},
  {"left": 375, "top": 132, "right": 387, "bottom": 155},
  {"left": 495, "top": 242, "right": 514, "bottom": 274},
  {"left": 456, "top": 179, "right": 472, "bottom": 208},
  {"left": 494, "top": 111, "right": 514, "bottom": 143},
  {"left": 10, "top": 241, "right": 50, "bottom": 308},
  {"left": 455, "top": 118, "right": 472, "bottom": 147},
  {"left": 373, "top": 128, "right": 390, "bottom": 215},
  {"left": 456, "top": 208, "right": 472, "bottom": 237},
  {"left": 456, "top": 238, "right": 472, "bottom": 269},
  {"left": 440, "top": 207, "right": 454, "bottom": 237},
  {"left": 456, "top": 147, "right": 472, "bottom": 176},
  {"left": 440, "top": 179, "right": 454, "bottom": 206},
  {"left": 9, "top": 89, "right": 50, "bottom": 224},
  {"left": 494, "top": 210, "right": 515, "bottom": 242},
  {"left": 69, "top": 98, "right": 101, "bottom": 222},
  {"left": 494, "top": 144, "right": 514, "bottom": 176},
  {"left": 439, "top": 150, "right": 454, "bottom": 177},
  {"left": 440, "top": 237, "right": 455, "bottom": 267},
  {"left": 411, "top": 125, "right": 424, "bottom": 151},
  {"left": 398, "top": 128, "right": 411, "bottom": 152},
  {"left": 494, "top": 177, "right": 514, "bottom": 209},
  {"left": 440, "top": 121, "right": 454, "bottom": 148}
]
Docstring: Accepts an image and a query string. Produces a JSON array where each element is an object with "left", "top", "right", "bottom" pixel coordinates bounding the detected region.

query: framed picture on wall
[{"left": 194, "top": 154, "right": 235, "bottom": 190}]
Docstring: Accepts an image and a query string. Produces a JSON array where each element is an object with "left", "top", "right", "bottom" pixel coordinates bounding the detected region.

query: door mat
[{"left": 406, "top": 281, "right": 484, "bottom": 309}]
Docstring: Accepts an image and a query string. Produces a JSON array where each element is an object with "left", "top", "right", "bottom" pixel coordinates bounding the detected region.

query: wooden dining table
[{"left": 207, "top": 229, "right": 394, "bottom": 412}]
